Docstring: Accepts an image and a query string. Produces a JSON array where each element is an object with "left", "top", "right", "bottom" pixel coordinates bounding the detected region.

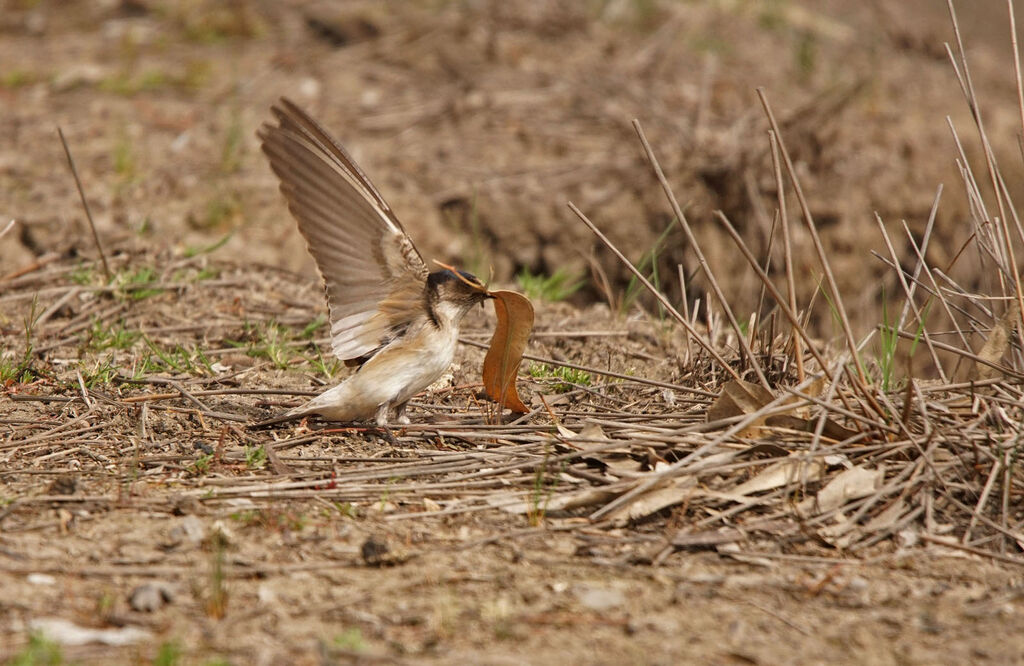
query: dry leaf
[
  {"left": 797, "top": 465, "right": 884, "bottom": 515},
  {"left": 489, "top": 485, "right": 622, "bottom": 514},
  {"left": 602, "top": 457, "right": 644, "bottom": 476},
  {"left": 818, "top": 498, "right": 907, "bottom": 548},
  {"left": 862, "top": 497, "right": 908, "bottom": 533},
  {"left": 971, "top": 299, "right": 1019, "bottom": 381},
  {"left": 732, "top": 455, "right": 825, "bottom": 496},
  {"left": 576, "top": 421, "right": 609, "bottom": 441},
  {"left": 560, "top": 422, "right": 612, "bottom": 451},
  {"left": 603, "top": 477, "right": 701, "bottom": 524},
  {"left": 708, "top": 379, "right": 860, "bottom": 442},
  {"left": 780, "top": 375, "right": 826, "bottom": 418},
  {"left": 706, "top": 379, "right": 775, "bottom": 438},
  {"left": 555, "top": 423, "right": 576, "bottom": 438},
  {"left": 707, "top": 379, "right": 774, "bottom": 420},
  {"left": 764, "top": 414, "right": 860, "bottom": 442},
  {"left": 482, "top": 290, "right": 534, "bottom": 412}
]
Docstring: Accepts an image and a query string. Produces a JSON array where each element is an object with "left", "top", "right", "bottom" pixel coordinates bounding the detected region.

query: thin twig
[{"left": 57, "top": 127, "right": 111, "bottom": 282}]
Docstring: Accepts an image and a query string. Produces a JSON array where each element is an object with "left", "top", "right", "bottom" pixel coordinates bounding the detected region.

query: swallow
[{"left": 256, "top": 98, "right": 491, "bottom": 427}]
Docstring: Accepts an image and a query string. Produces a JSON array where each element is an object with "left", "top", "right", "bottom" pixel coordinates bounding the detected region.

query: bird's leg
[
  {"left": 393, "top": 401, "right": 411, "bottom": 426},
  {"left": 375, "top": 402, "right": 390, "bottom": 427},
  {"left": 374, "top": 402, "right": 398, "bottom": 445}
]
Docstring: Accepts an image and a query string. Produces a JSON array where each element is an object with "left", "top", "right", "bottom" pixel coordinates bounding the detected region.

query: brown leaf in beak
[{"left": 482, "top": 290, "right": 534, "bottom": 413}]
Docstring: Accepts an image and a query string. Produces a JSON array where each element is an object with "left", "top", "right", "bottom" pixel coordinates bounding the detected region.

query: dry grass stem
[
  {"left": 57, "top": 127, "right": 111, "bottom": 282},
  {"left": 631, "top": 119, "right": 770, "bottom": 390}
]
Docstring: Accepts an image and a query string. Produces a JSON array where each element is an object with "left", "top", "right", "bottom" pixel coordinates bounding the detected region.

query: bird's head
[{"left": 425, "top": 268, "right": 492, "bottom": 326}]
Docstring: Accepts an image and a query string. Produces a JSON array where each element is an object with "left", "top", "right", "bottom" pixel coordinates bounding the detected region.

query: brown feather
[{"left": 258, "top": 98, "right": 429, "bottom": 364}]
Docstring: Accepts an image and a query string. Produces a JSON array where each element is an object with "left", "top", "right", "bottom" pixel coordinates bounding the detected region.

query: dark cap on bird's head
[
  {"left": 428, "top": 268, "right": 486, "bottom": 290},
  {"left": 425, "top": 268, "right": 491, "bottom": 325}
]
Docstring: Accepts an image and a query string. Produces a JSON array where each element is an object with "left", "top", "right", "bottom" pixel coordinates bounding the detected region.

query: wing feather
[{"left": 258, "top": 98, "right": 429, "bottom": 363}]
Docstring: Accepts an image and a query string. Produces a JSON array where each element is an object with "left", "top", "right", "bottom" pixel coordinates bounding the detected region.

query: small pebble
[{"left": 129, "top": 582, "right": 175, "bottom": 612}]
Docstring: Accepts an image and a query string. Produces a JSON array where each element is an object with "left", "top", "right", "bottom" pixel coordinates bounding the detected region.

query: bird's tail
[{"left": 247, "top": 403, "right": 311, "bottom": 429}]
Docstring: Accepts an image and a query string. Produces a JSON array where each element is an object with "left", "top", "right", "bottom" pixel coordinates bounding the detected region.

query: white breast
[
  {"left": 297, "top": 310, "right": 465, "bottom": 422},
  {"left": 374, "top": 322, "right": 459, "bottom": 406},
  {"left": 317, "top": 320, "right": 456, "bottom": 415}
]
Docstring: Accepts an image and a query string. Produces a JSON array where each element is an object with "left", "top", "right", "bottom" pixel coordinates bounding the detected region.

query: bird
[{"left": 256, "top": 98, "right": 491, "bottom": 427}]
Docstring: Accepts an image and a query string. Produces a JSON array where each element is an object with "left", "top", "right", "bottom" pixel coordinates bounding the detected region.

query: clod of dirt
[
  {"left": 162, "top": 515, "right": 205, "bottom": 551},
  {"left": 361, "top": 535, "right": 390, "bottom": 567},
  {"left": 46, "top": 476, "right": 77, "bottom": 496},
  {"left": 359, "top": 535, "right": 412, "bottom": 567},
  {"left": 129, "top": 582, "right": 175, "bottom": 613},
  {"left": 170, "top": 495, "right": 203, "bottom": 516}
]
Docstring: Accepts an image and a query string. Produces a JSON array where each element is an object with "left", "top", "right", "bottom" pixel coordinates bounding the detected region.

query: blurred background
[{"left": 1, "top": 0, "right": 1021, "bottom": 332}]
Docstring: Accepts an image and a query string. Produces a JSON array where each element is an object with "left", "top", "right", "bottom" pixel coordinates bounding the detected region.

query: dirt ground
[{"left": 3, "top": 1, "right": 1024, "bottom": 664}]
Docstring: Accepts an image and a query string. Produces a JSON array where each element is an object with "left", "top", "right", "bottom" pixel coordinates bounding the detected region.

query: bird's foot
[
  {"left": 378, "top": 425, "right": 398, "bottom": 446},
  {"left": 393, "top": 401, "right": 411, "bottom": 425}
]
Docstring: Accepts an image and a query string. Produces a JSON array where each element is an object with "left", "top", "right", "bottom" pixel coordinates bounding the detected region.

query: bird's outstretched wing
[{"left": 258, "top": 98, "right": 429, "bottom": 364}]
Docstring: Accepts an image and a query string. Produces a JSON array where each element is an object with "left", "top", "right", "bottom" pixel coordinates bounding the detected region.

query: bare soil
[{"left": 2, "top": 1, "right": 1024, "bottom": 664}]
